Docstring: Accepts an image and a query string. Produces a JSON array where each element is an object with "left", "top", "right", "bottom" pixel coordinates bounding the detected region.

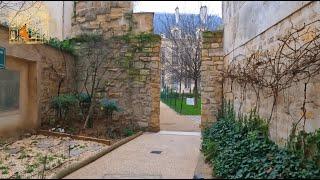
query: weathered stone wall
[
  {"left": 71, "top": 1, "right": 161, "bottom": 132},
  {"left": 200, "top": 31, "right": 224, "bottom": 128},
  {"left": 72, "top": 1, "right": 153, "bottom": 38},
  {"left": 38, "top": 47, "right": 76, "bottom": 123},
  {"left": 74, "top": 34, "right": 161, "bottom": 132},
  {"left": 221, "top": 1, "right": 320, "bottom": 144}
]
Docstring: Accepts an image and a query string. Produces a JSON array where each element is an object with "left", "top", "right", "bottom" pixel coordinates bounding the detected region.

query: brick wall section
[{"left": 200, "top": 31, "right": 224, "bottom": 129}]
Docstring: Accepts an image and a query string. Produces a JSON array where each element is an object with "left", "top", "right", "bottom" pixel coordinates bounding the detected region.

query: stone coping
[{"left": 49, "top": 131, "right": 144, "bottom": 179}]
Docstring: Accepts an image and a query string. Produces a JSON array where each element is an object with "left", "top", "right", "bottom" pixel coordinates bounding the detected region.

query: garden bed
[{"left": 0, "top": 133, "right": 108, "bottom": 179}]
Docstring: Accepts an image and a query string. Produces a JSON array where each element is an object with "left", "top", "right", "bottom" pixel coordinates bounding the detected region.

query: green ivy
[
  {"left": 202, "top": 101, "right": 320, "bottom": 179},
  {"left": 288, "top": 129, "right": 320, "bottom": 167},
  {"left": 45, "top": 33, "right": 103, "bottom": 55}
]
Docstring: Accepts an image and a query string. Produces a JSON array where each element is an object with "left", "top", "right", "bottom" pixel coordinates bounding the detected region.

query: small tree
[
  {"left": 76, "top": 34, "right": 122, "bottom": 129},
  {"left": 159, "top": 11, "right": 220, "bottom": 105}
]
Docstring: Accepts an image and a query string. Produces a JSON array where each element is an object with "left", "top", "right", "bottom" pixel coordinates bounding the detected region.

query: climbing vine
[{"left": 222, "top": 20, "right": 320, "bottom": 151}]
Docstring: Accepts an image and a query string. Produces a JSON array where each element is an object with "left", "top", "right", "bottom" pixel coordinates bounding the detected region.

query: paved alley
[{"left": 65, "top": 102, "right": 202, "bottom": 179}]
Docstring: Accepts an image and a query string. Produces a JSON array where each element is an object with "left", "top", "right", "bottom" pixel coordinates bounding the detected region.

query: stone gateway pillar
[{"left": 200, "top": 30, "right": 224, "bottom": 129}]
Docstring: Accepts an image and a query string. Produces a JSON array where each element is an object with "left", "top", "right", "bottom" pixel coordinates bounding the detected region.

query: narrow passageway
[
  {"left": 160, "top": 102, "right": 201, "bottom": 132},
  {"left": 65, "top": 102, "right": 202, "bottom": 179}
]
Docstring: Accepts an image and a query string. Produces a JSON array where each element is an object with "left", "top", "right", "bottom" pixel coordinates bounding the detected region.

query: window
[
  {"left": 172, "top": 46, "right": 179, "bottom": 65},
  {"left": 0, "top": 70, "right": 20, "bottom": 112}
]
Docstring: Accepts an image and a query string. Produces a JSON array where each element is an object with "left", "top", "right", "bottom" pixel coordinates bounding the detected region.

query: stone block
[
  {"left": 202, "top": 49, "right": 208, "bottom": 56},
  {"left": 140, "top": 69, "right": 150, "bottom": 75},
  {"left": 208, "top": 48, "right": 224, "bottom": 57},
  {"left": 151, "top": 57, "right": 160, "bottom": 61},
  {"left": 140, "top": 57, "right": 150, "bottom": 62},
  {"left": 211, "top": 43, "right": 221, "bottom": 48},
  {"left": 85, "top": 11, "right": 97, "bottom": 21},
  {"left": 77, "top": 9, "right": 88, "bottom": 17}
]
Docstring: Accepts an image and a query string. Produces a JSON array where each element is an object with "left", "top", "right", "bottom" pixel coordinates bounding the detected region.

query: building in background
[{"left": 158, "top": 6, "right": 222, "bottom": 93}]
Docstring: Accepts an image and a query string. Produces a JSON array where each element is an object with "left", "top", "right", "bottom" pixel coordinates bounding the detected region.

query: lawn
[{"left": 161, "top": 97, "right": 201, "bottom": 115}]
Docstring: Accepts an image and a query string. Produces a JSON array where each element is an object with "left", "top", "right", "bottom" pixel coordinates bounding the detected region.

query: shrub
[
  {"left": 100, "top": 98, "right": 121, "bottom": 121},
  {"left": 76, "top": 93, "right": 91, "bottom": 104},
  {"left": 51, "top": 94, "right": 78, "bottom": 122},
  {"left": 123, "top": 128, "right": 134, "bottom": 137},
  {"left": 201, "top": 101, "right": 320, "bottom": 179}
]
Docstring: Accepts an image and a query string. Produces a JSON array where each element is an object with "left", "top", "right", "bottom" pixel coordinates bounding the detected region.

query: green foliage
[
  {"left": 100, "top": 98, "right": 121, "bottom": 114},
  {"left": 46, "top": 37, "right": 75, "bottom": 54},
  {"left": 51, "top": 94, "right": 78, "bottom": 113},
  {"left": 51, "top": 94, "right": 78, "bottom": 121},
  {"left": 76, "top": 93, "right": 91, "bottom": 104},
  {"left": 115, "top": 33, "right": 161, "bottom": 44},
  {"left": 0, "top": 165, "right": 9, "bottom": 175},
  {"left": 46, "top": 33, "right": 103, "bottom": 54},
  {"left": 202, "top": 101, "right": 320, "bottom": 179},
  {"left": 25, "top": 163, "right": 38, "bottom": 174},
  {"left": 123, "top": 128, "right": 134, "bottom": 137},
  {"left": 18, "top": 150, "right": 28, "bottom": 159},
  {"left": 13, "top": 172, "right": 21, "bottom": 179},
  {"left": 160, "top": 89, "right": 201, "bottom": 115},
  {"left": 288, "top": 129, "right": 320, "bottom": 167}
]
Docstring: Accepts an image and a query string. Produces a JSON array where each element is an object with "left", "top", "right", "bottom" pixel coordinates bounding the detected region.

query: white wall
[
  {"left": 222, "top": 1, "right": 312, "bottom": 56},
  {"left": 44, "top": 1, "right": 73, "bottom": 39}
]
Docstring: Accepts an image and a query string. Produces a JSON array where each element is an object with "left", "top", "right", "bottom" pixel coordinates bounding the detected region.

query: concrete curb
[{"left": 50, "top": 131, "right": 144, "bottom": 179}]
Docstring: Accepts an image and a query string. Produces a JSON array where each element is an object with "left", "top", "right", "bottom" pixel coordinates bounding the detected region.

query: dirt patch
[
  {"left": 0, "top": 134, "right": 107, "bottom": 179},
  {"left": 41, "top": 117, "right": 140, "bottom": 143}
]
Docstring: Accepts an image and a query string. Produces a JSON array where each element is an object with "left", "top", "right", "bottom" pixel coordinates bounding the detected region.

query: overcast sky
[{"left": 133, "top": 1, "right": 222, "bottom": 17}]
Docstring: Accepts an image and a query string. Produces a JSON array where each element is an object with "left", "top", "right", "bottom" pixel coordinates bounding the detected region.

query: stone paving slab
[
  {"left": 158, "top": 131, "right": 201, "bottom": 136},
  {"left": 160, "top": 102, "right": 201, "bottom": 132},
  {"left": 64, "top": 132, "right": 201, "bottom": 179}
]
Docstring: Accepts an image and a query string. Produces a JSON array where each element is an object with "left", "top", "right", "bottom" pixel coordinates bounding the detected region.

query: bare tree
[
  {"left": 0, "top": 1, "right": 40, "bottom": 25},
  {"left": 76, "top": 35, "right": 122, "bottom": 129},
  {"left": 160, "top": 12, "right": 215, "bottom": 105}
]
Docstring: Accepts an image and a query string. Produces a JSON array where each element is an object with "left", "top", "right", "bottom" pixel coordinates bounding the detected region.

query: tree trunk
[
  {"left": 194, "top": 78, "right": 198, "bottom": 106},
  {"left": 179, "top": 80, "right": 182, "bottom": 94},
  {"left": 83, "top": 100, "right": 94, "bottom": 129}
]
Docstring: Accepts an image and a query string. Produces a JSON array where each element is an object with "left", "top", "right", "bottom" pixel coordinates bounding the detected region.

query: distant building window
[
  {"left": 0, "top": 70, "right": 20, "bottom": 112},
  {"left": 172, "top": 46, "right": 179, "bottom": 65}
]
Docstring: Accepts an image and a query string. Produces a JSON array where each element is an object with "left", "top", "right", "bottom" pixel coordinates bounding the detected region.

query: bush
[
  {"left": 51, "top": 94, "right": 78, "bottom": 122},
  {"left": 123, "top": 128, "right": 134, "bottom": 137},
  {"left": 201, "top": 101, "right": 320, "bottom": 179},
  {"left": 76, "top": 93, "right": 91, "bottom": 104},
  {"left": 100, "top": 98, "right": 121, "bottom": 121}
]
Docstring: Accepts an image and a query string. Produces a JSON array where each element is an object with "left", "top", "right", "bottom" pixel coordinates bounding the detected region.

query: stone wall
[
  {"left": 221, "top": 1, "right": 320, "bottom": 144},
  {"left": 74, "top": 34, "right": 161, "bottom": 132},
  {"left": 200, "top": 31, "right": 224, "bottom": 128},
  {"left": 72, "top": 1, "right": 153, "bottom": 38},
  {"left": 70, "top": 1, "right": 161, "bottom": 132},
  {"left": 38, "top": 46, "right": 76, "bottom": 123}
]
